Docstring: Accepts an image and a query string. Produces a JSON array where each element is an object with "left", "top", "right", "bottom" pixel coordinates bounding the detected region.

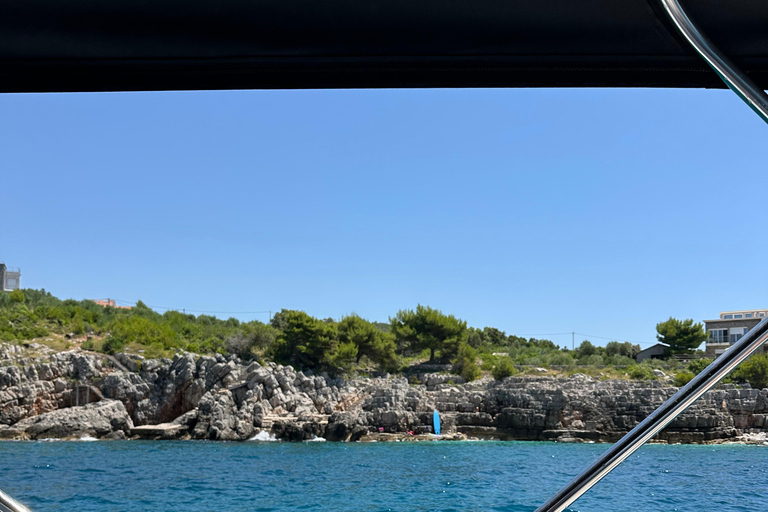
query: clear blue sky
[{"left": 1, "top": 87, "right": 766, "bottom": 349}]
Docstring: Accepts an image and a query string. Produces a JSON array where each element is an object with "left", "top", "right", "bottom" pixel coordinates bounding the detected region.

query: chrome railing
[
  {"left": 0, "top": 489, "right": 31, "bottom": 512},
  {"left": 659, "top": 0, "right": 768, "bottom": 123},
  {"left": 537, "top": 3, "right": 768, "bottom": 505},
  {"left": 536, "top": 317, "right": 768, "bottom": 512}
]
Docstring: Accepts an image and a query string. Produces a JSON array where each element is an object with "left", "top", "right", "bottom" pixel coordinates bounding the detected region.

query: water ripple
[{"left": 0, "top": 441, "right": 766, "bottom": 511}]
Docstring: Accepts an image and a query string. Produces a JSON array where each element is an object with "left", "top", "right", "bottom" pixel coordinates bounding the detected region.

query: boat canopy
[{"left": 2, "top": 0, "right": 768, "bottom": 93}]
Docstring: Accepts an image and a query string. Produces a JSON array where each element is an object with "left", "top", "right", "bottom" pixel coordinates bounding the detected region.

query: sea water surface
[{"left": 0, "top": 440, "right": 765, "bottom": 512}]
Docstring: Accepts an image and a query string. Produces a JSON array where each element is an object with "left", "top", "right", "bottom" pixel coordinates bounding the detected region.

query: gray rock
[
  {"left": 3, "top": 342, "right": 768, "bottom": 444},
  {"left": 2, "top": 400, "right": 133, "bottom": 440}
]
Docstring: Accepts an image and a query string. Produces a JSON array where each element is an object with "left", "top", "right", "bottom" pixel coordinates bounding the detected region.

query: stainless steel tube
[
  {"left": 0, "top": 489, "right": 31, "bottom": 512},
  {"left": 535, "top": 317, "right": 768, "bottom": 512},
  {"left": 659, "top": 0, "right": 768, "bottom": 123}
]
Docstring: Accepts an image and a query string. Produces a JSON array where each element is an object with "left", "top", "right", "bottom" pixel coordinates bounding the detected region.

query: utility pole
[{"left": 572, "top": 332, "right": 575, "bottom": 351}]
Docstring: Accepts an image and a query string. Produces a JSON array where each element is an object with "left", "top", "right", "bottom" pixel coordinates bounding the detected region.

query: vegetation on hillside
[{"left": 3, "top": 289, "right": 767, "bottom": 389}]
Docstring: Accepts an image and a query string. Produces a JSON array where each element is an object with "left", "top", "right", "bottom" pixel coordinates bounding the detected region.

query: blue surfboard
[{"left": 433, "top": 410, "right": 441, "bottom": 435}]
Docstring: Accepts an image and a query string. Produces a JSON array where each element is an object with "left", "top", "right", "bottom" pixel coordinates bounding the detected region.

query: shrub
[
  {"left": 578, "top": 354, "right": 604, "bottom": 366},
  {"left": 687, "top": 358, "right": 713, "bottom": 375},
  {"left": 225, "top": 332, "right": 256, "bottom": 360},
  {"left": 492, "top": 357, "right": 517, "bottom": 380},
  {"left": 604, "top": 355, "right": 635, "bottom": 367},
  {"left": 733, "top": 354, "right": 768, "bottom": 390},
  {"left": 673, "top": 371, "right": 695, "bottom": 387},
  {"left": 452, "top": 343, "right": 481, "bottom": 382},
  {"left": 605, "top": 341, "right": 641, "bottom": 359},
  {"left": 109, "top": 316, "right": 180, "bottom": 350},
  {"left": 143, "top": 342, "right": 169, "bottom": 359},
  {"left": 242, "top": 322, "right": 279, "bottom": 352},
  {"left": 408, "top": 375, "right": 422, "bottom": 385},
  {"left": 549, "top": 353, "right": 574, "bottom": 366},
  {"left": 626, "top": 363, "right": 655, "bottom": 380},
  {"left": 102, "top": 335, "right": 126, "bottom": 355},
  {"left": 520, "top": 355, "right": 547, "bottom": 366},
  {"left": 479, "top": 353, "right": 499, "bottom": 371}
]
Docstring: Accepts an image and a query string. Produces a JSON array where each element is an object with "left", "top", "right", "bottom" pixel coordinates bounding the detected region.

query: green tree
[
  {"left": 576, "top": 340, "right": 598, "bottom": 358},
  {"left": 656, "top": 317, "right": 707, "bottom": 354},
  {"left": 270, "top": 309, "right": 290, "bottom": 331},
  {"left": 390, "top": 305, "right": 467, "bottom": 362},
  {"left": 466, "top": 328, "right": 486, "bottom": 349},
  {"left": 338, "top": 315, "right": 398, "bottom": 370},
  {"left": 271, "top": 310, "right": 338, "bottom": 371},
  {"left": 483, "top": 327, "right": 507, "bottom": 346},
  {"left": 605, "top": 341, "right": 640, "bottom": 359},
  {"left": 9, "top": 289, "right": 25, "bottom": 304},
  {"left": 329, "top": 341, "right": 358, "bottom": 373},
  {"left": 452, "top": 343, "right": 481, "bottom": 381}
]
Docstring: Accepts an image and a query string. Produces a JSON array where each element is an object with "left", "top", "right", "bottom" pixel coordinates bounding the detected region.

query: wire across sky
[{"left": 111, "top": 300, "right": 658, "bottom": 346}]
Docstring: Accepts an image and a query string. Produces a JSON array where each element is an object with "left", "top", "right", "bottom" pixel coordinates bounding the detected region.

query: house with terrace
[{"left": 704, "top": 309, "right": 767, "bottom": 358}]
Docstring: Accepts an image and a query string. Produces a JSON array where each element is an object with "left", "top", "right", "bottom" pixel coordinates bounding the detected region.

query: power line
[
  {"left": 112, "top": 299, "right": 271, "bottom": 316},
  {"left": 504, "top": 331, "right": 657, "bottom": 347},
  {"left": 107, "top": 301, "right": 657, "bottom": 344},
  {"left": 574, "top": 332, "right": 657, "bottom": 346},
  {"left": 513, "top": 332, "right": 574, "bottom": 337}
]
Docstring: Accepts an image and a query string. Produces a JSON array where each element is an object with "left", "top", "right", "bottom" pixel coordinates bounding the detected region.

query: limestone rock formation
[
  {"left": 1, "top": 342, "right": 767, "bottom": 443},
  {"left": 0, "top": 400, "right": 133, "bottom": 440}
]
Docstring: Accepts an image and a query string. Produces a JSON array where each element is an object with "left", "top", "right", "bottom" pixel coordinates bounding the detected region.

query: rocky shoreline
[{"left": 1, "top": 343, "right": 767, "bottom": 444}]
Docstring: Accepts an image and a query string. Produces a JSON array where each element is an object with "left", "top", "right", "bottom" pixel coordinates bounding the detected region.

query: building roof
[
  {"left": 637, "top": 342, "right": 669, "bottom": 354},
  {"left": 719, "top": 309, "right": 768, "bottom": 315},
  {"left": 705, "top": 317, "right": 763, "bottom": 323},
  {"left": 91, "top": 299, "right": 132, "bottom": 310}
]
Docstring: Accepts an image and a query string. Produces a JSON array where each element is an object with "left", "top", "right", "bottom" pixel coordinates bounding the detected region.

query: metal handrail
[
  {"left": 536, "top": 1, "right": 768, "bottom": 508},
  {"left": 0, "top": 489, "right": 31, "bottom": 512},
  {"left": 1, "top": 3, "right": 766, "bottom": 512},
  {"left": 536, "top": 317, "right": 768, "bottom": 512},
  {"left": 659, "top": 0, "right": 768, "bottom": 123}
]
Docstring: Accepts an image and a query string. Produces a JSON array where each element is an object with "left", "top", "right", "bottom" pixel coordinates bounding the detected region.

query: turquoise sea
[{"left": 0, "top": 440, "right": 765, "bottom": 512}]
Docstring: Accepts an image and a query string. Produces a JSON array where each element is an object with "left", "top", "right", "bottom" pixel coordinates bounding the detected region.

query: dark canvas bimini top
[{"left": 2, "top": 0, "right": 768, "bottom": 92}]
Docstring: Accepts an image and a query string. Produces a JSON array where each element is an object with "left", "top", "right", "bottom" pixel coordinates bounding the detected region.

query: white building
[
  {"left": 0, "top": 263, "right": 21, "bottom": 291},
  {"left": 704, "top": 309, "right": 767, "bottom": 358}
]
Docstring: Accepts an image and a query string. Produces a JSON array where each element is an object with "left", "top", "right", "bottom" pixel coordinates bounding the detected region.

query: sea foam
[{"left": 249, "top": 430, "right": 278, "bottom": 442}]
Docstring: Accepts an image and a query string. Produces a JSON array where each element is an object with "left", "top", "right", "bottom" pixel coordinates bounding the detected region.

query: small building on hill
[
  {"left": 636, "top": 342, "right": 668, "bottom": 363},
  {"left": 91, "top": 298, "right": 132, "bottom": 310},
  {"left": 0, "top": 263, "right": 21, "bottom": 292}
]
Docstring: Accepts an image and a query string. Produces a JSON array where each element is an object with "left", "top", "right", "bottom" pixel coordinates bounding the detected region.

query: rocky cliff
[{"left": 1, "top": 343, "right": 766, "bottom": 443}]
